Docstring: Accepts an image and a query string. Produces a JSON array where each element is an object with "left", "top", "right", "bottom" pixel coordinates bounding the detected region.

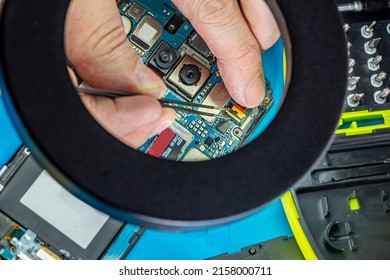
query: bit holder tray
[{"left": 345, "top": 17, "right": 390, "bottom": 111}]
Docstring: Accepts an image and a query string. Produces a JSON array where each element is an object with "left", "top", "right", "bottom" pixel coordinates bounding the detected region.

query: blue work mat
[
  {"left": 0, "top": 96, "right": 22, "bottom": 167},
  {"left": 128, "top": 200, "right": 292, "bottom": 260}
]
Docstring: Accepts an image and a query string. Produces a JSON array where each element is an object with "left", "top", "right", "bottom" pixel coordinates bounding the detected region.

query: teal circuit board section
[
  {"left": 118, "top": 0, "right": 280, "bottom": 161},
  {"left": 0, "top": 212, "right": 62, "bottom": 260}
]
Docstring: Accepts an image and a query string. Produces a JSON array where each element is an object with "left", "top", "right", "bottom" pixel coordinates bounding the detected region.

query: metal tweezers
[{"left": 76, "top": 87, "right": 229, "bottom": 119}]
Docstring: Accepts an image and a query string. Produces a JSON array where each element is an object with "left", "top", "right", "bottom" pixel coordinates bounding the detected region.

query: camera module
[
  {"left": 148, "top": 42, "right": 180, "bottom": 75},
  {"left": 179, "top": 64, "right": 201, "bottom": 86},
  {"left": 167, "top": 55, "right": 211, "bottom": 100}
]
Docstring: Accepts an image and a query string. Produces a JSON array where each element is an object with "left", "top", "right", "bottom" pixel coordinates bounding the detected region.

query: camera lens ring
[
  {"left": 155, "top": 48, "right": 175, "bottom": 69},
  {"left": 159, "top": 50, "right": 171, "bottom": 63},
  {"left": 179, "top": 64, "right": 201, "bottom": 86}
]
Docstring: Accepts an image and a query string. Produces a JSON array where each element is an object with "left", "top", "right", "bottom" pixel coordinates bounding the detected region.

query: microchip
[
  {"left": 200, "top": 82, "right": 231, "bottom": 123},
  {"left": 130, "top": 16, "right": 163, "bottom": 52},
  {"left": 126, "top": 2, "right": 145, "bottom": 21},
  {"left": 205, "top": 137, "right": 214, "bottom": 146},
  {"left": 217, "top": 121, "right": 230, "bottom": 134},
  {"left": 188, "top": 32, "right": 214, "bottom": 61}
]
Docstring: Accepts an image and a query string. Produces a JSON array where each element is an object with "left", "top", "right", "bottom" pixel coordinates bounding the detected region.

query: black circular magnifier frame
[{"left": 0, "top": 0, "right": 347, "bottom": 230}]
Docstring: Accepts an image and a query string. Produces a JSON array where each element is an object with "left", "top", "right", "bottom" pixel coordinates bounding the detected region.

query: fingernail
[
  {"left": 151, "top": 118, "right": 175, "bottom": 137},
  {"left": 135, "top": 60, "right": 167, "bottom": 97},
  {"left": 245, "top": 74, "right": 265, "bottom": 108},
  {"left": 67, "top": 67, "right": 78, "bottom": 86}
]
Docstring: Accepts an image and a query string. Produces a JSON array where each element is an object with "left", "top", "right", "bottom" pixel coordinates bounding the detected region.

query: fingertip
[
  {"left": 150, "top": 108, "right": 176, "bottom": 137},
  {"left": 120, "top": 107, "right": 176, "bottom": 148},
  {"left": 244, "top": 74, "right": 265, "bottom": 108},
  {"left": 260, "top": 30, "right": 281, "bottom": 51},
  {"left": 108, "top": 95, "right": 163, "bottom": 136},
  {"left": 162, "top": 107, "right": 177, "bottom": 123},
  {"left": 133, "top": 96, "right": 163, "bottom": 125}
]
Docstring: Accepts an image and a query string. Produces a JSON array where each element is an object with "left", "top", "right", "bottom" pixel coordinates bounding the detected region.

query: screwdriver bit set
[
  {"left": 344, "top": 18, "right": 390, "bottom": 110},
  {"left": 281, "top": 3, "right": 390, "bottom": 260},
  {"left": 335, "top": 7, "right": 390, "bottom": 139}
]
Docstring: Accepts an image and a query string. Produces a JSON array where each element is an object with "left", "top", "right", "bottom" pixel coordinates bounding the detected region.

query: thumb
[{"left": 65, "top": 0, "right": 166, "bottom": 97}]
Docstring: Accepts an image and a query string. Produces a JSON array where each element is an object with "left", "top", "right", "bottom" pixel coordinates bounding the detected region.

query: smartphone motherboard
[{"left": 118, "top": 0, "right": 274, "bottom": 161}]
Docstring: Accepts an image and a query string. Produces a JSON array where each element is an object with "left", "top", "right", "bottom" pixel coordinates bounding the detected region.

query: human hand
[
  {"left": 172, "top": 0, "right": 280, "bottom": 108},
  {"left": 65, "top": 0, "right": 176, "bottom": 149},
  {"left": 65, "top": 0, "right": 279, "bottom": 148}
]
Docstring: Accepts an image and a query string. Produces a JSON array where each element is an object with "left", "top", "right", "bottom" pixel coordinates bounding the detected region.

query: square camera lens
[
  {"left": 148, "top": 42, "right": 181, "bottom": 75},
  {"left": 168, "top": 55, "right": 211, "bottom": 100}
]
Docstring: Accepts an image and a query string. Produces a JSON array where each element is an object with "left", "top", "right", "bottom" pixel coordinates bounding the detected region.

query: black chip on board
[
  {"left": 217, "top": 121, "right": 230, "bottom": 134},
  {"left": 127, "top": 2, "right": 145, "bottom": 21},
  {"left": 188, "top": 32, "right": 214, "bottom": 61},
  {"left": 205, "top": 137, "right": 214, "bottom": 146}
]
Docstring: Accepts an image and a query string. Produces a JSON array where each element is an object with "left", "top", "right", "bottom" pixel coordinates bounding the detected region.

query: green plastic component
[
  {"left": 336, "top": 110, "right": 390, "bottom": 136},
  {"left": 349, "top": 197, "right": 360, "bottom": 211}
]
